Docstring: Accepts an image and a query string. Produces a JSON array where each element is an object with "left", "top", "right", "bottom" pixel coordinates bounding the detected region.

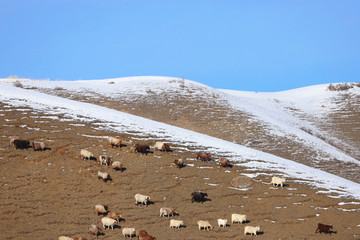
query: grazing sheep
[
  {"left": 316, "top": 223, "right": 334, "bottom": 234},
  {"left": 80, "top": 149, "right": 93, "bottom": 160},
  {"left": 170, "top": 219, "right": 184, "bottom": 229},
  {"left": 153, "top": 142, "right": 171, "bottom": 151},
  {"left": 191, "top": 191, "right": 208, "bottom": 203},
  {"left": 95, "top": 204, "right": 108, "bottom": 215},
  {"left": 98, "top": 155, "right": 112, "bottom": 166},
  {"left": 13, "top": 139, "right": 30, "bottom": 149},
  {"left": 195, "top": 152, "right": 212, "bottom": 161},
  {"left": 133, "top": 143, "right": 150, "bottom": 154},
  {"left": 217, "top": 218, "right": 228, "bottom": 228},
  {"left": 107, "top": 212, "right": 122, "bottom": 221},
  {"left": 112, "top": 161, "right": 123, "bottom": 171},
  {"left": 159, "top": 207, "right": 178, "bottom": 217},
  {"left": 108, "top": 137, "right": 123, "bottom": 148},
  {"left": 197, "top": 220, "right": 213, "bottom": 231},
  {"left": 271, "top": 176, "right": 286, "bottom": 187},
  {"left": 97, "top": 171, "right": 111, "bottom": 182},
  {"left": 9, "top": 136, "right": 21, "bottom": 145},
  {"left": 89, "top": 224, "right": 103, "bottom": 237},
  {"left": 58, "top": 237, "right": 73, "bottom": 240},
  {"left": 174, "top": 158, "right": 184, "bottom": 168},
  {"left": 32, "top": 141, "right": 47, "bottom": 151},
  {"left": 244, "top": 226, "right": 260, "bottom": 236},
  {"left": 122, "top": 227, "right": 136, "bottom": 238},
  {"left": 219, "top": 158, "right": 230, "bottom": 167},
  {"left": 101, "top": 216, "right": 117, "bottom": 230},
  {"left": 135, "top": 193, "right": 150, "bottom": 205},
  {"left": 231, "top": 214, "right": 247, "bottom": 224},
  {"left": 136, "top": 230, "right": 156, "bottom": 240}
]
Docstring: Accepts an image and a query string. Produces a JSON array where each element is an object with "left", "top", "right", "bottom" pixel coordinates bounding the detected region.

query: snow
[{"left": 1, "top": 78, "right": 360, "bottom": 200}]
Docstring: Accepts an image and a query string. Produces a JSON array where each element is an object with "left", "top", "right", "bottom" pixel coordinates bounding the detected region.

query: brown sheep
[
  {"left": 133, "top": 143, "right": 150, "bottom": 155},
  {"left": 136, "top": 230, "right": 156, "bottom": 240},
  {"left": 89, "top": 224, "right": 103, "bottom": 237},
  {"left": 316, "top": 223, "right": 334, "bottom": 234},
  {"left": 174, "top": 158, "right": 184, "bottom": 168},
  {"left": 219, "top": 158, "right": 231, "bottom": 167},
  {"left": 106, "top": 212, "right": 122, "bottom": 222},
  {"left": 195, "top": 152, "right": 212, "bottom": 162}
]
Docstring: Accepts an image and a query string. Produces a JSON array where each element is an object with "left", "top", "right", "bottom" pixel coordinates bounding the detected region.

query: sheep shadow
[
  {"left": 199, "top": 158, "right": 216, "bottom": 162},
  {"left": 135, "top": 200, "right": 155, "bottom": 206},
  {"left": 113, "top": 225, "right": 122, "bottom": 230},
  {"left": 114, "top": 167, "right": 126, "bottom": 172},
  {"left": 221, "top": 164, "right": 233, "bottom": 168},
  {"left": 136, "top": 150, "right": 153, "bottom": 155},
  {"left": 192, "top": 198, "right": 211, "bottom": 204}
]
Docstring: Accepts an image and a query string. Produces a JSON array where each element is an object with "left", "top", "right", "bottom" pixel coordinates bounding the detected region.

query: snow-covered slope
[{"left": 0, "top": 79, "right": 360, "bottom": 200}]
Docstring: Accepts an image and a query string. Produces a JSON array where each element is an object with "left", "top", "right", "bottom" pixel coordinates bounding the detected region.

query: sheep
[
  {"left": 95, "top": 204, "right": 108, "bottom": 215},
  {"left": 106, "top": 212, "right": 122, "bottom": 221},
  {"left": 271, "top": 176, "right": 286, "bottom": 187},
  {"left": 153, "top": 142, "right": 171, "bottom": 152},
  {"left": 80, "top": 149, "right": 93, "bottom": 160},
  {"left": 170, "top": 219, "right": 184, "bottom": 229},
  {"left": 133, "top": 143, "right": 150, "bottom": 154},
  {"left": 135, "top": 193, "right": 150, "bottom": 205},
  {"left": 244, "top": 226, "right": 260, "bottom": 236},
  {"left": 89, "top": 224, "right": 103, "bottom": 237},
  {"left": 97, "top": 171, "right": 111, "bottom": 182},
  {"left": 73, "top": 238, "right": 88, "bottom": 240},
  {"left": 58, "top": 237, "right": 73, "bottom": 240},
  {"left": 231, "top": 213, "right": 247, "bottom": 224},
  {"left": 98, "top": 155, "right": 112, "bottom": 166},
  {"left": 195, "top": 152, "right": 212, "bottom": 161},
  {"left": 197, "top": 220, "right": 213, "bottom": 231},
  {"left": 112, "top": 161, "right": 123, "bottom": 171},
  {"left": 122, "top": 227, "right": 136, "bottom": 238},
  {"left": 13, "top": 139, "right": 30, "bottom": 149},
  {"left": 32, "top": 141, "right": 47, "bottom": 151},
  {"left": 174, "top": 158, "right": 184, "bottom": 168},
  {"left": 101, "top": 216, "right": 117, "bottom": 230},
  {"left": 217, "top": 218, "right": 228, "bottom": 228},
  {"left": 108, "top": 137, "right": 123, "bottom": 148},
  {"left": 219, "top": 158, "right": 231, "bottom": 167},
  {"left": 136, "top": 230, "right": 156, "bottom": 240},
  {"left": 159, "top": 207, "right": 178, "bottom": 217},
  {"left": 9, "top": 136, "right": 21, "bottom": 145},
  {"left": 316, "top": 223, "right": 334, "bottom": 234},
  {"left": 191, "top": 191, "right": 208, "bottom": 203}
]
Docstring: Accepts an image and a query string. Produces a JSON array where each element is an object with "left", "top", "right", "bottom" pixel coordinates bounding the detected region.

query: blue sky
[{"left": 1, "top": 0, "right": 359, "bottom": 92}]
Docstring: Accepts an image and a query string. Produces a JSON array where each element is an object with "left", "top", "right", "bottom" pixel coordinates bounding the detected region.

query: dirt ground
[{"left": 0, "top": 104, "right": 360, "bottom": 240}]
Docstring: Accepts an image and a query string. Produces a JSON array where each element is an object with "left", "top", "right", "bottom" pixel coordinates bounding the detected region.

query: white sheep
[
  {"left": 108, "top": 137, "right": 123, "bottom": 148},
  {"left": 170, "top": 219, "right": 184, "bottom": 229},
  {"left": 135, "top": 193, "right": 150, "bottom": 205},
  {"left": 231, "top": 213, "right": 247, "bottom": 224},
  {"left": 153, "top": 141, "right": 171, "bottom": 151},
  {"left": 98, "top": 171, "right": 111, "bottom": 182},
  {"left": 101, "top": 216, "right": 117, "bottom": 230},
  {"left": 122, "top": 227, "right": 136, "bottom": 238},
  {"left": 217, "top": 218, "right": 228, "bottom": 228},
  {"left": 58, "top": 237, "right": 73, "bottom": 240},
  {"left": 95, "top": 204, "right": 108, "bottom": 215},
  {"left": 80, "top": 149, "right": 93, "bottom": 160},
  {"left": 112, "top": 161, "right": 123, "bottom": 171},
  {"left": 244, "top": 225, "right": 260, "bottom": 235},
  {"left": 197, "top": 220, "right": 213, "bottom": 231},
  {"left": 271, "top": 176, "right": 286, "bottom": 187}
]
